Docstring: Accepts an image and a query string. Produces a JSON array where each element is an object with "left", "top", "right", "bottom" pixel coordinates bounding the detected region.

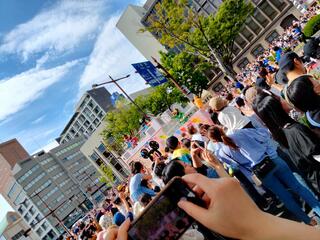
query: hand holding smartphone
[{"left": 128, "top": 177, "right": 232, "bottom": 240}]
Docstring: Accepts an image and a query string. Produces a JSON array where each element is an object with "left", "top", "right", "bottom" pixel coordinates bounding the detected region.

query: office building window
[
  {"left": 269, "top": 0, "right": 287, "bottom": 11},
  {"left": 36, "top": 228, "right": 44, "bottom": 236},
  {"left": 237, "top": 58, "right": 250, "bottom": 70},
  {"left": 265, "top": 30, "right": 279, "bottom": 43},
  {"left": 13, "top": 191, "right": 24, "bottom": 205},
  {"left": 245, "top": 17, "right": 261, "bottom": 35},
  {"left": 241, "top": 26, "right": 254, "bottom": 42},
  {"left": 42, "top": 221, "right": 49, "bottom": 230},
  {"left": 18, "top": 206, "right": 23, "bottom": 214},
  {"left": 31, "top": 219, "right": 37, "bottom": 228},
  {"left": 259, "top": 1, "right": 277, "bottom": 20},
  {"left": 235, "top": 35, "right": 247, "bottom": 49},
  {"left": 253, "top": 10, "right": 269, "bottom": 27},
  {"left": 7, "top": 182, "right": 18, "bottom": 199},
  {"left": 24, "top": 212, "right": 31, "bottom": 222},
  {"left": 36, "top": 214, "right": 42, "bottom": 222},
  {"left": 251, "top": 44, "right": 265, "bottom": 57},
  {"left": 12, "top": 230, "right": 24, "bottom": 240},
  {"left": 29, "top": 206, "right": 36, "bottom": 215}
]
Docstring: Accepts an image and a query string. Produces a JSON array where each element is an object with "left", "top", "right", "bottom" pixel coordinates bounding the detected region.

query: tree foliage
[
  {"left": 98, "top": 164, "right": 115, "bottom": 185},
  {"left": 102, "top": 83, "right": 187, "bottom": 148},
  {"left": 160, "top": 51, "right": 211, "bottom": 96},
  {"left": 145, "top": 0, "right": 254, "bottom": 77}
]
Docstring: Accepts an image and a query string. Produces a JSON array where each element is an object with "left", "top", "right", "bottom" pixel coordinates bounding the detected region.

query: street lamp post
[{"left": 92, "top": 74, "right": 147, "bottom": 116}]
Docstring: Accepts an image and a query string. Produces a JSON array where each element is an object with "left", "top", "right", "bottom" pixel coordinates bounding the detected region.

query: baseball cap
[{"left": 209, "top": 96, "right": 228, "bottom": 111}]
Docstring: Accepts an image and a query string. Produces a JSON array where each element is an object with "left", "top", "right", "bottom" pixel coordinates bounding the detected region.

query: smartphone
[{"left": 128, "top": 177, "right": 231, "bottom": 240}]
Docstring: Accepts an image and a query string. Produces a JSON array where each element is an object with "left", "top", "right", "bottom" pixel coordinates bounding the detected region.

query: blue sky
[{"left": 0, "top": 0, "right": 148, "bottom": 155}]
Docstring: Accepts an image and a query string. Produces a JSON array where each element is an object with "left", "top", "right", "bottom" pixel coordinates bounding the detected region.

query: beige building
[
  {"left": 80, "top": 122, "right": 130, "bottom": 184},
  {"left": 0, "top": 212, "right": 37, "bottom": 240},
  {"left": 116, "top": 4, "right": 167, "bottom": 63}
]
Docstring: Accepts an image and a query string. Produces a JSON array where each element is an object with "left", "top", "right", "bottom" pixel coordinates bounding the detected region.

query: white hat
[{"left": 218, "top": 106, "right": 251, "bottom": 131}]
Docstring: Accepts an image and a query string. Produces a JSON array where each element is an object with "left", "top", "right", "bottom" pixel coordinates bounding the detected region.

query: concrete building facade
[
  {"left": 0, "top": 212, "right": 38, "bottom": 240},
  {"left": 4, "top": 177, "right": 59, "bottom": 240},
  {"left": 117, "top": 0, "right": 303, "bottom": 91},
  {"left": 14, "top": 136, "right": 106, "bottom": 235},
  {"left": 80, "top": 123, "right": 130, "bottom": 185},
  {"left": 116, "top": 4, "right": 167, "bottom": 63},
  {"left": 59, "top": 87, "right": 113, "bottom": 144}
]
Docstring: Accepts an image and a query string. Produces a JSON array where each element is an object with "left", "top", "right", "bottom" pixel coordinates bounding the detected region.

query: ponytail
[{"left": 221, "top": 135, "right": 238, "bottom": 150}]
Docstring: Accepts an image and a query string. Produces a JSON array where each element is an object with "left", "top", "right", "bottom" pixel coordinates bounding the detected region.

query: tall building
[
  {"left": 116, "top": 4, "right": 167, "bottom": 63},
  {"left": 59, "top": 87, "right": 113, "bottom": 144},
  {"left": 117, "top": 0, "right": 302, "bottom": 89},
  {"left": 0, "top": 212, "right": 38, "bottom": 240},
  {"left": 0, "top": 139, "right": 59, "bottom": 239},
  {"left": 4, "top": 177, "right": 59, "bottom": 239},
  {"left": 0, "top": 139, "right": 29, "bottom": 193},
  {"left": 14, "top": 136, "right": 106, "bottom": 235}
]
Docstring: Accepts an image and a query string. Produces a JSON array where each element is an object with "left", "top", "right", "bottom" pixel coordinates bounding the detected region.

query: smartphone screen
[{"left": 128, "top": 177, "right": 203, "bottom": 240}]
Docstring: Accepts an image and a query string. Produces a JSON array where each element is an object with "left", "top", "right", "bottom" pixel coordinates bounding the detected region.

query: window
[
  {"left": 40, "top": 157, "right": 53, "bottom": 165},
  {"left": 253, "top": 10, "right": 269, "bottom": 27},
  {"left": 9, "top": 214, "right": 18, "bottom": 222},
  {"left": 251, "top": 44, "right": 265, "bottom": 57},
  {"left": 18, "top": 165, "right": 40, "bottom": 183},
  {"left": 18, "top": 206, "right": 23, "bottom": 214},
  {"left": 259, "top": 1, "right": 277, "bottom": 20},
  {"left": 269, "top": 0, "right": 287, "bottom": 11},
  {"left": 36, "top": 228, "right": 44, "bottom": 236},
  {"left": 241, "top": 26, "right": 254, "bottom": 42},
  {"left": 12, "top": 230, "right": 24, "bottom": 240},
  {"left": 265, "top": 30, "right": 279, "bottom": 44},
  {"left": 7, "top": 182, "right": 18, "bottom": 199},
  {"left": 48, "top": 230, "right": 56, "bottom": 238},
  {"left": 36, "top": 214, "right": 42, "bottom": 222},
  {"left": 24, "top": 212, "right": 31, "bottom": 222},
  {"left": 235, "top": 35, "right": 247, "bottom": 49},
  {"left": 42, "top": 221, "right": 49, "bottom": 230},
  {"left": 245, "top": 17, "right": 261, "bottom": 35},
  {"left": 29, "top": 206, "right": 36, "bottom": 215},
  {"left": 31, "top": 219, "right": 37, "bottom": 228},
  {"left": 97, "top": 144, "right": 106, "bottom": 153},
  {"left": 237, "top": 58, "right": 250, "bottom": 70},
  {"left": 13, "top": 191, "right": 24, "bottom": 205}
]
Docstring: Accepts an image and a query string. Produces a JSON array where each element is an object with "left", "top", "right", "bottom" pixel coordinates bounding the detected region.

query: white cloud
[
  {"left": 0, "top": 0, "right": 106, "bottom": 61},
  {"left": 31, "top": 115, "right": 46, "bottom": 125},
  {"left": 0, "top": 60, "right": 79, "bottom": 121},
  {"left": 79, "top": 15, "right": 148, "bottom": 95}
]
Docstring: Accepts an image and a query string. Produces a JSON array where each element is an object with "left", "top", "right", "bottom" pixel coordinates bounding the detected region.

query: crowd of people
[{"left": 66, "top": 4, "right": 320, "bottom": 240}]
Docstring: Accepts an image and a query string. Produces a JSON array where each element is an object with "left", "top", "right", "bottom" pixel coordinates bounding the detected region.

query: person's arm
[
  {"left": 119, "top": 192, "right": 131, "bottom": 213},
  {"left": 190, "top": 143, "right": 203, "bottom": 168},
  {"left": 201, "top": 150, "right": 230, "bottom": 178},
  {"left": 178, "top": 174, "right": 320, "bottom": 240}
]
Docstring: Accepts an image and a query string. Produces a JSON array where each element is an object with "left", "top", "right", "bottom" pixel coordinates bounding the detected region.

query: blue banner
[{"left": 132, "top": 61, "right": 167, "bottom": 87}]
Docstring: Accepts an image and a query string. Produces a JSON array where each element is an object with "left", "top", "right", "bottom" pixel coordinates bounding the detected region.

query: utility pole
[
  {"left": 92, "top": 74, "right": 147, "bottom": 116},
  {"left": 151, "top": 57, "right": 189, "bottom": 97}
]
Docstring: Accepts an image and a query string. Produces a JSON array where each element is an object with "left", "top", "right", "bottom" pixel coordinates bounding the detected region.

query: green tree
[
  {"left": 102, "top": 84, "right": 187, "bottom": 150},
  {"left": 135, "top": 83, "right": 188, "bottom": 113},
  {"left": 160, "top": 51, "right": 211, "bottom": 96},
  {"left": 102, "top": 102, "right": 142, "bottom": 146},
  {"left": 145, "top": 0, "right": 254, "bottom": 78},
  {"left": 98, "top": 164, "right": 115, "bottom": 185}
]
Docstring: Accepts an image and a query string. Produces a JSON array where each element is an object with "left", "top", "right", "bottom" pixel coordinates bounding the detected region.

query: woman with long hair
[
  {"left": 253, "top": 92, "right": 320, "bottom": 193},
  {"left": 207, "top": 126, "right": 320, "bottom": 225},
  {"left": 286, "top": 75, "right": 320, "bottom": 135}
]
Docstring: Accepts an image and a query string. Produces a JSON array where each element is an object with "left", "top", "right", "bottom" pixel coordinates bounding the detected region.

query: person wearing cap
[{"left": 209, "top": 96, "right": 252, "bottom": 134}]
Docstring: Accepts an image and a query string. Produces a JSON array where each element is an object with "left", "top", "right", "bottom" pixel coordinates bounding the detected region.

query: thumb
[{"left": 178, "top": 200, "right": 209, "bottom": 226}]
